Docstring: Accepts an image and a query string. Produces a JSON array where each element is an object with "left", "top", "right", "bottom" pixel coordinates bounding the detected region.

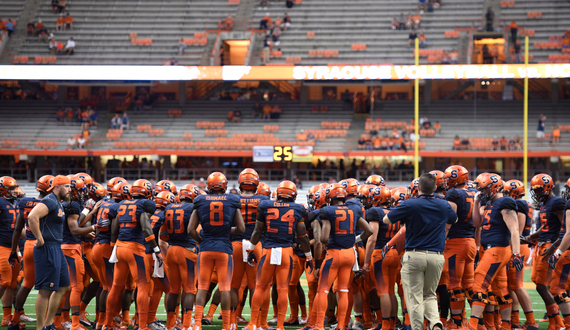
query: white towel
[
  {"left": 352, "top": 246, "right": 359, "bottom": 271},
  {"left": 109, "top": 245, "right": 118, "bottom": 263},
  {"left": 242, "top": 239, "right": 250, "bottom": 262},
  {"left": 152, "top": 253, "right": 164, "bottom": 278},
  {"left": 270, "top": 247, "right": 282, "bottom": 265}
]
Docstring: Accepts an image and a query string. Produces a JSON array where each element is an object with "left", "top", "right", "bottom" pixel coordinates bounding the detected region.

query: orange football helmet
[
  {"left": 503, "top": 180, "right": 525, "bottom": 199},
  {"left": 530, "top": 173, "right": 554, "bottom": 204},
  {"left": 358, "top": 184, "right": 376, "bottom": 208},
  {"left": 276, "top": 180, "right": 297, "bottom": 201},
  {"left": 90, "top": 182, "right": 107, "bottom": 201},
  {"left": 339, "top": 178, "right": 359, "bottom": 197},
  {"left": 239, "top": 168, "right": 260, "bottom": 191},
  {"left": 107, "top": 177, "right": 127, "bottom": 195},
  {"left": 372, "top": 186, "right": 391, "bottom": 207},
  {"left": 474, "top": 173, "right": 491, "bottom": 188},
  {"left": 444, "top": 165, "right": 469, "bottom": 189},
  {"left": 327, "top": 183, "right": 347, "bottom": 202},
  {"left": 307, "top": 185, "right": 321, "bottom": 206},
  {"left": 67, "top": 175, "right": 87, "bottom": 201},
  {"left": 408, "top": 178, "right": 420, "bottom": 197},
  {"left": 256, "top": 182, "right": 271, "bottom": 197},
  {"left": 37, "top": 175, "right": 54, "bottom": 195},
  {"left": 429, "top": 170, "right": 446, "bottom": 193},
  {"left": 477, "top": 173, "right": 503, "bottom": 199},
  {"left": 155, "top": 191, "right": 175, "bottom": 209},
  {"left": 179, "top": 184, "right": 200, "bottom": 202},
  {"left": 313, "top": 188, "right": 328, "bottom": 209},
  {"left": 271, "top": 190, "right": 277, "bottom": 200},
  {"left": 0, "top": 176, "right": 18, "bottom": 201},
  {"left": 155, "top": 180, "right": 177, "bottom": 196},
  {"left": 562, "top": 178, "right": 570, "bottom": 201},
  {"left": 319, "top": 183, "right": 329, "bottom": 190},
  {"left": 76, "top": 172, "right": 93, "bottom": 189},
  {"left": 112, "top": 182, "right": 131, "bottom": 201},
  {"left": 207, "top": 172, "right": 228, "bottom": 193},
  {"left": 131, "top": 179, "right": 153, "bottom": 199},
  {"left": 391, "top": 187, "right": 409, "bottom": 207},
  {"left": 365, "top": 175, "right": 385, "bottom": 186}
]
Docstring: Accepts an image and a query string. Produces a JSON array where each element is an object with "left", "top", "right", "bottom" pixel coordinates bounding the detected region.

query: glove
[
  {"left": 512, "top": 253, "right": 524, "bottom": 272},
  {"left": 247, "top": 250, "right": 258, "bottom": 267},
  {"left": 8, "top": 252, "right": 20, "bottom": 267},
  {"left": 354, "top": 269, "right": 366, "bottom": 279},
  {"left": 306, "top": 256, "right": 314, "bottom": 274},
  {"left": 154, "top": 251, "right": 163, "bottom": 268},
  {"left": 381, "top": 244, "right": 394, "bottom": 259},
  {"left": 549, "top": 249, "right": 564, "bottom": 270},
  {"left": 474, "top": 251, "right": 480, "bottom": 268},
  {"left": 85, "top": 199, "right": 96, "bottom": 210},
  {"left": 519, "top": 235, "right": 535, "bottom": 247}
]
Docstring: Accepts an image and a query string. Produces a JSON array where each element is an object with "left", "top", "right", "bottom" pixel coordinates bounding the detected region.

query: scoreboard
[{"left": 253, "top": 146, "right": 313, "bottom": 163}]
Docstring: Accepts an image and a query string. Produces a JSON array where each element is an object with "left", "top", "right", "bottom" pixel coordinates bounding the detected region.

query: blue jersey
[
  {"left": 481, "top": 197, "right": 517, "bottom": 249},
  {"left": 516, "top": 200, "right": 533, "bottom": 237},
  {"left": 114, "top": 198, "right": 156, "bottom": 246},
  {"left": 434, "top": 193, "right": 445, "bottom": 199},
  {"left": 235, "top": 194, "right": 269, "bottom": 242},
  {"left": 145, "top": 209, "right": 166, "bottom": 253},
  {"left": 39, "top": 193, "right": 66, "bottom": 245},
  {"left": 558, "top": 199, "right": 570, "bottom": 245},
  {"left": 193, "top": 194, "right": 240, "bottom": 254},
  {"left": 95, "top": 201, "right": 118, "bottom": 244},
  {"left": 366, "top": 207, "right": 399, "bottom": 249},
  {"left": 0, "top": 198, "right": 17, "bottom": 247},
  {"left": 62, "top": 201, "right": 81, "bottom": 245},
  {"left": 257, "top": 200, "right": 307, "bottom": 249},
  {"left": 538, "top": 196, "right": 565, "bottom": 243},
  {"left": 445, "top": 188, "right": 477, "bottom": 239},
  {"left": 163, "top": 202, "right": 195, "bottom": 249},
  {"left": 18, "top": 197, "right": 41, "bottom": 240},
  {"left": 321, "top": 204, "right": 362, "bottom": 250},
  {"left": 346, "top": 198, "right": 365, "bottom": 241}
]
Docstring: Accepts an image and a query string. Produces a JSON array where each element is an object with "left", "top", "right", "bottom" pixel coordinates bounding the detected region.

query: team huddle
[{"left": 0, "top": 165, "right": 569, "bottom": 330}]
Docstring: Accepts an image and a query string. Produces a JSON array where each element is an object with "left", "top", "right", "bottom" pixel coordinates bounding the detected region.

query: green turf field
[{"left": 16, "top": 267, "right": 551, "bottom": 330}]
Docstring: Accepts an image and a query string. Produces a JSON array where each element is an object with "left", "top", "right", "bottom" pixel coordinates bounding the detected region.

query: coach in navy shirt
[{"left": 383, "top": 173, "right": 457, "bottom": 330}]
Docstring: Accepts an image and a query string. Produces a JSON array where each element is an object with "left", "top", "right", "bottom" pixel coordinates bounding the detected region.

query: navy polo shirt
[{"left": 388, "top": 194, "right": 457, "bottom": 252}]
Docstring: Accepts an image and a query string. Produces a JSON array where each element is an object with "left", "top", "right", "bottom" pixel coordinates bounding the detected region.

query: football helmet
[
  {"left": 408, "top": 178, "right": 420, "bottom": 197},
  {"left": 37, "top": 175, "right": 54, "bottom": 195},
  {"left": 391, "top": 187, "right": 409, "bottom": 207},
  {"left": 276, "top": 180, "right": 297, "bottom": 201},
  {"left": 90, "top": 182, "right": 107, "bottom": 201},
  {"left": 530, "top": 173, "right": 554, "bottom": 204},
  {"left": 307, "top": 185, "right": 321, "bottom": 206},
  {"left": 238, "top": 168, "right": 260, "bottom": 191},
  {"left": 67, "top": 175, "right": 87, "bottom": 201},
  {"left": 327, "top": 183, "right": 347, "bottom": 202},
  {"left": 562, "top": 178, "right": 570, "bottom": 201},
  {"left": 207, "top": 172, "right": 228, "bottom": 193},
  {"left": 365, "top": 174, "right": 385, "bottom": 186},
  {"left": 0, "top": 176, "right": 18, "bottom": 201},
  {"left": 503, "top": 180, "right": 525, "bottom": 199},
  {"left": 155, "top": 180, "right": 177, "bottom": 196},
  {"left": 155, "top": 191, "right": 175, "bottom": 209},
  {"left": 131, "top": 179, "right": 153, "bottom": 199},
  {"left": 112, "top": 182, "right": 132, "bottom": 201},
  {"left": 429, "top": 170, "right": 446, "bottom": 193},
  {"left": 313, "top": 188, "right": 328, "bottom": 209},
  {"left": 179, "top": 184, "right": 200, "bottom": 202},
  {"left": 444, "top": 165, "right": 469, "bottom": 189},
  {"left": 107, "top": 177, "right": 127, "bottom": 194},
  {"left": 372, "top": 186, "right": 391, "bottom": 207},
  {"left": 76, "top": 172, "right": 93, "bottom": 189},
  {"left": 477, "top": 173, "right": 503, "bottom": 200},
  {"left": 339, "top": 178, "right": 359, "bottom": 197},
  {"left": 256, "top": 182, "right": 271, "bottom": 197}
]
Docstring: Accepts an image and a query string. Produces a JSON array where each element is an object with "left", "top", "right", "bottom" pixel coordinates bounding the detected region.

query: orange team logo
[{"left": 58, "top": 209, "right": 64, "bottom": 217}]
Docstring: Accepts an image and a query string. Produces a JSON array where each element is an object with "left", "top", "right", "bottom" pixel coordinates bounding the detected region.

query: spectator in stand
[
  {"left": 499, "top": 136, "right": 508, "bottom": 150},
  {"left": 281, "top": 13, "right": 291, "bottom": 31},
  {"left": 258, "top": 0, "right": 268, "bottom": 10},
  {"left": 434, "top": 121, "right": 441, "bottom": 136},
  {"left": 373, "top": 135, "right": 382, "bottom": 150},
  {"left": 485, "top": 7, "right": 494, "bottom": 32},
  {"left": 222, "top": 14, "right": 234, "bottom": 30},
  {"left": 271, "top": 104, "right": 281, "bottom": 120},
  {"left": 261, "top": 103, "right": 272, "bottom": 121},
  {"left": 56, "top": 0, "right": 67, "bottom": 13},
  {"left": 511, "top": 40, "right": 521, "bottom": 63},
  {"left": 452, "top": 135, "right": 461, "bottom": 150},
  {"left": 227, "top": 110, "right": 235, "bottom": 122},
  {"left": 65, "top": 107, "right": 73, "bottom": 122},
  {"left": 537, "top": 113, "right": 546, "bottom": 143},
  {"left": 460, "top": 137, "right": 470, "bottom": 150},
  {"left": 252, "top": 102, "right": 262, "bottom": 120},
  {"left": 398, "top": 13, "right": 406, "bottom": 30},
  {"left": 64, "top": 13, "right": 73, "bottom": 30},
  {"left": 552, "top": 125, "right": 561, "bottom": 144},
  {"left": 134, "top": 96, "right": 143, "bottom": 112},
  {"left": 271, "top": 26, "right": 281, "bottom": 46},
  {"left": 420, "top": 116, "right": 431, "bottom": 128},
  {"left": 508, "top": 137, "right": 516, "bottom": 151},
  {"left": 412, "top": 11, "right": 422, "bottom": 29},
  {"left": 515, "top": 136, "right": 523, "bottom": 150},
  {"left": 26, "top": 21, "right": 35, "bottom": 36},
  {"left": 64, "top": 37, "right": 75, "bottom": 55},
  {"left": 121, "top": 112, "right": 130, "bottom": 130},
  {"left": 509, "top": 21, "right": 518, "bottom": 43},
  {"left": 56, "top": 108, "right": 64, "bottom": 124},
  {"left": 178, "top": 38, "right": 186, "bottom": 55},
  {"left": 441, "top": 52, "right": 450, "bottom": 64},
  {"left": 111, "top": 114, "right": 121, "bottom": 129},
  {"left": 365, "top": 135, "right": 373, "bottom": 151},
  {"left": 36, "top": 20, "right": 48, "bottom": 42},
  {"left": 260, "top": 13, "right": 271, "bottom": 30},
  {"left": 56, "top": 40, "right": 64, "bottom": 54},
  {"left": 56, "top": 14, "right": 64, "bottom": 31},
  {"left": 405, "top": 13, "right": 413, "bottom": 30},
  {"left": 418, "top": 0, "right": 427, "bottom": 13},
  {"left": 77, "top": 134, "right": 86, "bottom": 149},
  {"left": 80, "top": 108, "right": 90, "bottom": 130},
  {"left": 49, "top": 38, "right": 58, "bottom": 55},
  {"left": 51, "top": 0, "right": 59, "bottom": 13},
  {"left": 391, "top": 16, "right": 399, "bottom": 30},
  {"left": 492, "top": 136, "right": 499, "bottom": 150},
  {"left": 233, "top": 108, "right": 242, "bottom": 123},
  {"left": 6, "top": 19, "right": 14, "bottom": 37},
  {"left": 89, "top": 109, "right": 98, "bottom": 127},
  {"left": 449, "top": 50, "right": 458, "bottom": 64},
  {"left": 418, "top": 30, "right": 428, "bottom": 48},
  {"left": 67, "top": 135, "right": 77, "bottom": 149},
  {"left": 143, "top": 94, "right": 154, "bottom": 111},
  {"left": 408, "top": 30, "right": 418, "bottom": 48}
]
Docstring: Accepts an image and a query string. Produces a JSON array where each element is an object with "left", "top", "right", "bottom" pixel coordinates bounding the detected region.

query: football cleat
[{"left": 20, "top": 315, "right": 36, "bottom": 323}]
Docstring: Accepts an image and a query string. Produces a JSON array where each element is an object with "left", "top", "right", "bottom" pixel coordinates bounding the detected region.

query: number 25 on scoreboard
[{"left": 274, "top": 146, "right": 293, "bottom": 162}]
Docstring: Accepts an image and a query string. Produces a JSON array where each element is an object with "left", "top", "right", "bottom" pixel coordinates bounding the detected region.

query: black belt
[{"left": 405, "top": 248, "right": 443, "bottom": 255}]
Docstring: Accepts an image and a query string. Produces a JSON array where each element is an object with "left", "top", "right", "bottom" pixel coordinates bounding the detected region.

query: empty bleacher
[
  {"left": 13, "top": 0, "right": 238, "bottom": 65},
  {"left": 0, "top": 0, "right": 25, "bottom": 22}
]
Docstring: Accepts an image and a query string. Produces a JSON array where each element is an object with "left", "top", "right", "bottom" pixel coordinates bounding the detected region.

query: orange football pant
[
  {"left": 91, "top": 242, "right": 114, "bottom": 291},
  {"left": 507, "top": 244, "right": 531, "bottom": 291},
  {"left": 531, "top": 243, "right": 554, "bottom": 286},
  {"left": 231, "top": 241, "right": 261, "bottom": 290},
  {"left": 22, "top": 240, "right": 36, "bottom": 289}
]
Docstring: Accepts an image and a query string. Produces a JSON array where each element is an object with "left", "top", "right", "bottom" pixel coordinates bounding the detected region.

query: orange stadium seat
[
  {"left": 351, "top": 44, "right": 366, "bottom": 51},
  {"left": 307, "top": 32, "right": 315, "bottom": 39},
  {"left": 271, "top": 50, "right": 282, "bottom": 58},
  {"left": 168, "top": 109, "right": 182, "bottom": 117},
  {"left": 184, "top": 133, "right": 192, "bottom": 140},
  {"left": 444, "top": 31, "right": 460, "bottom": 38},
  {"left": 228, "top": 0, "right": 239, "bottom": 4}
]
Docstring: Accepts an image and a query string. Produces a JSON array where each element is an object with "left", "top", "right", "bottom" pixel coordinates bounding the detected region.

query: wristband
[
  {"left": 305, "top": 252, "right": 312, "bottom": 258},
  {"left": 153, "top": 246, "right": 160, "bottom": 253},
  {"left": 355, "top": 234, "right": 362, "bottom": 243},
  {"left": 247, "top": 241, "right": 256, "bottom": 251},
  {"left": 298, "top": 233, "right": 308, "bottom": 238},
  {"left": 92, "top": 225, "right": 96, "bottom": 232},
  {"left": 82, "top": 208, "right": 90, "bottom": 216},
  {"left": 555, "top": 248, "right": 564, "bottom": 257},
  {"left": 145, "top": 234, "right": 156, "bottom": 242}
]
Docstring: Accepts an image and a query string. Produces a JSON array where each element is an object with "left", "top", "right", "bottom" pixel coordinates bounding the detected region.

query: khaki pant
[
  {"left": 401, "top": 250, "right": 445, "bottom": 330},
  {"left": 263, "top": 47, "right": 270, "bottom": 63}
]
